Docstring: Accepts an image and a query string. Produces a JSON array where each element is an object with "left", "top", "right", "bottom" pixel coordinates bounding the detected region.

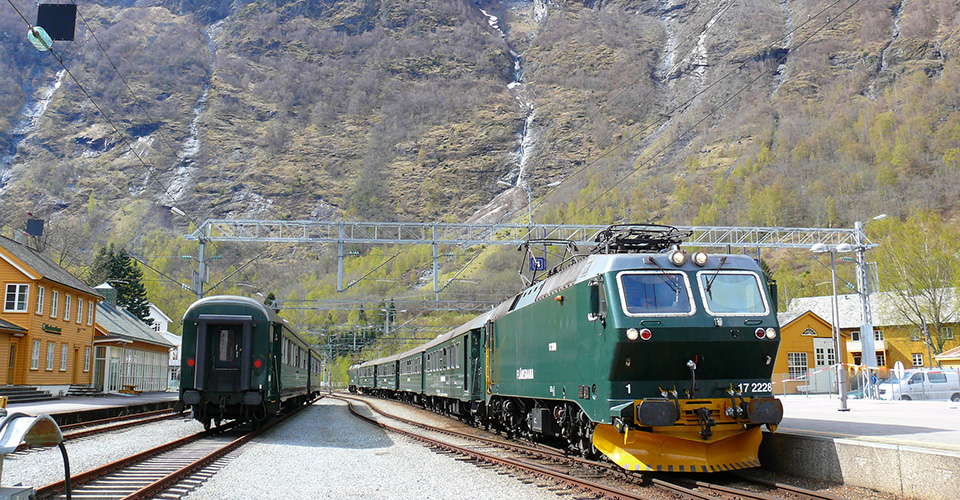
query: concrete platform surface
[
  {"left": 777, "top": 395, "right": 960, "bottom": 452},
  {"left": 5, "top": 392, "right": 179, "bottom": 422}
]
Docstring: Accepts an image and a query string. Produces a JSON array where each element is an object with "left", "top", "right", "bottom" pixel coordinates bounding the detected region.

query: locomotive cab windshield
[{"left": 696, "top": 271, "right": 768, "bottom": 315}]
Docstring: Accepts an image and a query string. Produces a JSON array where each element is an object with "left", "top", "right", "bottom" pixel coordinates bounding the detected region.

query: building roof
[
  {"left": 0, "top": 235, "right": 102, "bottom": 299},
  {"left": 158, "top": 330, "right": 181, "bottom": 347},
  {"left": 148, "top": 302, "right": 173, "bottom": 323},
  {"left": 0, "top": 318, "right": 26, "bottom": 334},
  {"left": 96, "top": 300, "right": 173, "bottom": 348},
  {"left": 781, "top": 289, "right": 960, "bottom": 330},
  {"left": 936, "top": 345, "right": 960, "bottom": 361}
]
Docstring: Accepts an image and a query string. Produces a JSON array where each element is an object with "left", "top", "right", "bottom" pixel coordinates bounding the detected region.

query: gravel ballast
[{"left": 182, "top": 398, "right": 568, "bottom": 500}]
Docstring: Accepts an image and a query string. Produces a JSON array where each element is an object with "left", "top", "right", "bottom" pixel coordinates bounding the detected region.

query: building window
[
  {"left": 852, "top": 329, "right": 884, "bottom": 342},
  {"left": 31, "top": 340, "right": 41, "bottom": 370},
  {"left": 4, "top": 284, "right": 29, "bottom": 312},
  {"left": 51, "top": 290, "right": 59, "bottom": 317},
  {"left": 77, "top": 298, "right": 83, "bottom": 323},
  {"left": 46, "top": 341, "right": 55, "bottom": 370},
  {"left": 60, "top": 343, "right": 68, "bottom": 371},
  {"left": 787, "top": 352, "right": 808, "bottom": 380},
  {"left": 942, "top": 327, "right": 955, "bottom": 340},
  {"left": 911, "top": 329, "right": 922, "bottom": 341},
  {"left": 64, "top": 294, "right": 72, "bottom": 320},
  {"left": 84, "top": 347, "right": 91, "bottom": 372},
  {"left": 801, "top": 328, "right": 817, "bottom": 336},
  {"left": 88, "top": 302, "right": 94, "bottom": 325},
  {"left": 912, "top": 353, "right": 924, "bottom": 367},
  {"left": 876, "top": 353, "right": 886, "bottom": 367},
  {"left": 36, "top": 286, "right": 45, "bottom": 314}
]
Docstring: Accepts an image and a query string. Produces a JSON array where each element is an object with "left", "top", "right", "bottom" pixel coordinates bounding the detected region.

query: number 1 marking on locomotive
[{"left": 626, "top": 383, "right": 631, "bottom": 394}]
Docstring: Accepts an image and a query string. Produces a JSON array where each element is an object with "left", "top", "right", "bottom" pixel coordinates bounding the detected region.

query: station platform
[
  {"left": 760, "top": 395, "right": 960, "bottom": 500},
  {"left": 4, "top": 392, "right": 180, "bottom": 425}
]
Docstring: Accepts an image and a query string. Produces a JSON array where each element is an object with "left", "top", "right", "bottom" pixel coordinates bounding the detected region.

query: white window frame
[
  {"left": 787, "top": 352, "right": 808, "bottom": 380},
  {"left": 60, "top": 343, "right": 68, "bottom": 371},
  {"left": 84, "top": 346, "right": 91, "bottom": 372},
  {"left": 46, "top": 341, "right": 55, "bottom": 370},
  {"left": 943, "top": 327, "right": 955, "bottom": 340},
  {"left": 51, "top": 290, "right": 59, "bottom": 318},
  {"left": 912, "top": 353, "right": 924, "bottom": 367},
  {"left": 36, "top": 286, "right": 45, "bottom": 314},
  {"left": 77, "top": 298, "right": 83, "bottom": 323},
  {"left": 87, "top": 302, "right": 94, "bottom": 325},
  {"left": 4, "top": 284, "right": 29, "bottom": 312},
  {"left": 64, "top": 294, "right": 72, "bottom": 320},
  {"left": 31, "top": 340, "right": 41, "bottom": 370}
]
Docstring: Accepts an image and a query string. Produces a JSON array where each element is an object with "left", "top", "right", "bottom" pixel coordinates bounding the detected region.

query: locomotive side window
[
  {"left": 697, "top": 271, "right": 768, "bottom": 315},
  {"left": 617, "top": 272, "right": 694, "bottom": 316}
]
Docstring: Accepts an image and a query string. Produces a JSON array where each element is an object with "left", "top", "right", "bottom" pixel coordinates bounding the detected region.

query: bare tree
[{"left": 876, "top": 212, "right": 960, "bottom": 357}]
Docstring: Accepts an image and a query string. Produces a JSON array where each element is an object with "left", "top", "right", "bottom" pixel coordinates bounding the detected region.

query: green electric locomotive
[
  {"left": 351, "top": 225, "right": 783, "bottom": 472},
  {"left": 180, "top": 295, "right": 322, "bottom": 429}
]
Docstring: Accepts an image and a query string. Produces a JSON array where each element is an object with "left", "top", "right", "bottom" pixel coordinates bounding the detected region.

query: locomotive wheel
[{"left": 203, "top": 418, "right": 212, "bottom": 431}]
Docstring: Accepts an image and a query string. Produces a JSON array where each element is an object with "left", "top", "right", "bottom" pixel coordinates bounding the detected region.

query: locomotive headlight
[
  {"left": 765, "top": 327, "right": 777, "bottom": 339},
  {"left": 669, "top": 249, "right": 686, "bottom": 266},
  {"left": 755, "top": 328, "right": 766, "bottom": 339},
  {"left": 693, "top": 251, "right": 708, "bottom": 266},
  {"left": 626, "top": 328, "right": 640, "bottom": 341}
]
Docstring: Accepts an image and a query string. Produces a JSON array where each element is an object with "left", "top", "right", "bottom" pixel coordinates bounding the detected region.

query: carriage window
[
  {"left": 618, "top": 272, "right": 693, "bottom": 315},
  {"left": 218, "top": 329, "right": 236, "bottom": 361},
  {"left": 697, "top": 271, "right": 768, "bottom": 315}
]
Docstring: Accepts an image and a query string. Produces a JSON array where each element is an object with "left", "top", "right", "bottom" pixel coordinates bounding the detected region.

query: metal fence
[{"left": 774, "top": 365, "right": 960, "bottom": 401}]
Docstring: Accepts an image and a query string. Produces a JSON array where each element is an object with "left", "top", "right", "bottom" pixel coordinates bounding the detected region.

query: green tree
[
  {"left": 89, "top": 244, "right": 153, "bottom": 326},
  {"left": 875, "top": 212, "right": 960, "bottom": 357}
]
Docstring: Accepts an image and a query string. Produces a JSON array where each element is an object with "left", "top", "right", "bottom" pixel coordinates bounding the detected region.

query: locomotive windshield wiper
[
  {"left": 705, "top": 256, "right": 728, "bottom": 296},
  {"left": 646, "top": 256, "right": 678, "bottom": 293}
]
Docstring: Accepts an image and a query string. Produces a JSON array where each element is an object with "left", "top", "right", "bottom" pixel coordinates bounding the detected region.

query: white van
[{"left": 877, "top": 369, "right": 960, "bottom": 401}]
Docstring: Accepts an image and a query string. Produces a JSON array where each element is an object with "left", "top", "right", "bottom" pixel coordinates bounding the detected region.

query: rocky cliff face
[{"left": 1, "top": 0, "right": 959, "bottom": 245}]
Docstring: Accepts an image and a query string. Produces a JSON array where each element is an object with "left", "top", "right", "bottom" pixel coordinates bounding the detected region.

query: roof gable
[{"left": 0, "top": 235, "right": 101, "bottom": 298}]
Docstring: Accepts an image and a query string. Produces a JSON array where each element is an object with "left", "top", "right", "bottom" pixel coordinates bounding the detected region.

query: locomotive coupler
[{"left": 695, "top": 407, "right": 715, "bottom": 439}]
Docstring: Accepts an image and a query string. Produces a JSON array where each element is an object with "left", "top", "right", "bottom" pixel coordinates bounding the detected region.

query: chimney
[{"left": 95, "top": 283, "right": 117, "bottom": 307}]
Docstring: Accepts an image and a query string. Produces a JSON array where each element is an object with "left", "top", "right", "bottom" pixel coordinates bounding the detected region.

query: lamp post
[
  {"left": 854, "top": 214, "right": 886, "bottom": 398},
  {"left": 811, "top": 242, "right": 852, "bottom": 411}
]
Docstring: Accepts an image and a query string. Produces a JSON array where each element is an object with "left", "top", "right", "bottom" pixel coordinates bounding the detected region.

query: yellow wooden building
[
  {"left": 0, "top": 235, "right": 102, "bottom": 392},
  {"left": 776, "top": 292, "right": 960, "bottom": 394}
]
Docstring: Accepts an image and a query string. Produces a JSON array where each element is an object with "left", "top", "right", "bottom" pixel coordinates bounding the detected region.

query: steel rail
[
  {"left": 58, "top": 409, "right": 177, "bottom": 432},
  {"left": 731, "top": 473, "right": 848, "bottom": 500},
  {"left": 340, "top": 396, "right": 655, "bottom": 500},
  {"left": 334, "top": 394, "right": 598, "bottom": 468}
]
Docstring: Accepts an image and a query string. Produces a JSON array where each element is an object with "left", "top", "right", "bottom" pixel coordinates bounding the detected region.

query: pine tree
[{"left": 89, "top": 244, "right": 154, "bottom": 326}]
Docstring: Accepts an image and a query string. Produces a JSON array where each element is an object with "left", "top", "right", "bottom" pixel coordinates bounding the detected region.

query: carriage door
[{"left": 211, "top": 324, "right": 243, "bottom": 392}]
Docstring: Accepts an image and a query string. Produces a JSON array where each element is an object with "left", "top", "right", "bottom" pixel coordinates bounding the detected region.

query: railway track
[
  {"left": 8, "top": 409, "right": 183, "bottom": 456},
  {"left": 34, "top": 398, "right": 319, "bottom": 500},
  {"left": 338, "top": 394, "right": 857, "bottom": 500}
]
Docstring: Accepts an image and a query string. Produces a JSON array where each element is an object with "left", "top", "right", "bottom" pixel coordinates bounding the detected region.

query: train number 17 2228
[{"left": 736, "top": 382, "right": 773, "bottom": 394}]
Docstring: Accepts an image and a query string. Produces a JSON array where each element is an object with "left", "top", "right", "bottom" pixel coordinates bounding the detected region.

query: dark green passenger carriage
[{"left": 179, "top": 295, "right": 322, "bottom": 429}]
